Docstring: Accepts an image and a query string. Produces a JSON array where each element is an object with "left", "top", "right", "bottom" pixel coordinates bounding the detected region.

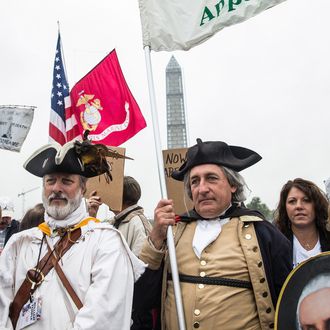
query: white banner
[
  {"left": 139, "top": 0, "right": 287, "bottom": 51},
  {"left": 0, "top": 105, "right": 35, "bottom": 152}
]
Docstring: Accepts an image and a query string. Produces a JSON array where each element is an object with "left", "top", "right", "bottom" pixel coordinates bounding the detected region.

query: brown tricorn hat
[{"left": 171, "top": 138, "right": 262, "bottom": 181}]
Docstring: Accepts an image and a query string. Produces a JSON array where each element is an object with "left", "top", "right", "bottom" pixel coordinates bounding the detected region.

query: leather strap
[
  {"left": 167, "top": 272, "right": 252, "bottom": 289},
  {"left": 51, "top": 247, "right": 83, "bottom": 309},
  {"left": 9, "top": 228, "right": 81, "bottom": 329}
]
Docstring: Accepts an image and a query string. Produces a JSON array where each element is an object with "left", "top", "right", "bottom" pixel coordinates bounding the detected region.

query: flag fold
[
  {"left": 0, "top": 106, "right": 35, "bottom": 152},
  {"left": 69, "top": 49, "right": 146, "bottom": 146},
  {"left": 138, "top": 0, "right": 287, "bottom": 51}
]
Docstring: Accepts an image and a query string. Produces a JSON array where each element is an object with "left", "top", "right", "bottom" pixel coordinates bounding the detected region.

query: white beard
[{"left": 42, "top": 190, "right": 82, "bottom": 220}]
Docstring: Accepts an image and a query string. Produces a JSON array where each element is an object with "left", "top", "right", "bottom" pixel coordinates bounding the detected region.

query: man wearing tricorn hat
[
  {"left": 0, "top": 140, "right": 145, "bottom": 330},
  {"left": 135, "top": 139, "right": 292, "bottom": 330}
]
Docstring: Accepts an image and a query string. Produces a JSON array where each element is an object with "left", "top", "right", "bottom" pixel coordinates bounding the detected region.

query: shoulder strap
[
  {"left": 113, "top": 206, "right": 142, "bottom": 229},
  {"left": 51, "top": 250, "right": 83, "bottom": 309},
  {"left": 126, "top": 209, "right": 152, "bottom": 236},
  {"left": 140, "top": 216, "right": 152, "bottom": 236},
  {"left": 9, "top": 228, "right": 81, "bottom": 329}
]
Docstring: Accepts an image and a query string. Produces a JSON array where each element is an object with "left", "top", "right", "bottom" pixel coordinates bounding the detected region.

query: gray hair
[
  {"left": 296, "top": 273, "right": 330, "bottom": 329},
  {"left": 183, "top": 165, "right": 248, "bottom": 203}
]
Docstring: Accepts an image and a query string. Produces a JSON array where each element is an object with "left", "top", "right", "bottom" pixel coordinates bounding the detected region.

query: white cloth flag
[
  {"left": 0, "top": 105, "right": 35, "bottom": 152},
  {"left": 139, "top": 0, "right": 287, "bottom": 51}
]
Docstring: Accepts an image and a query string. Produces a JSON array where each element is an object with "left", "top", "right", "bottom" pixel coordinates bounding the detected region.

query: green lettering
[
  {"left": 200, "top": 6, "right": 215, "bottom": 26},
  {"left": 215, "top": 0, "right": 225, "bottom": 16},
  {"left": 228, "top": 0, "right": 242, "bottom": 12}
]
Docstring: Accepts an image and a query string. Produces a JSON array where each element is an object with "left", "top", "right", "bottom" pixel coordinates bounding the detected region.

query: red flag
[{"left": 68, "top": 49, "right": 146, "bottom": 146}]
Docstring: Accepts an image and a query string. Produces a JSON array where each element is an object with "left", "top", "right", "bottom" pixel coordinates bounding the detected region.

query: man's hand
[
  {"left": 150, "top": 199, "right": 176, "bottom": 250},
  {"left": 87, "top": 190, "right": 102, "bottom": 217}
]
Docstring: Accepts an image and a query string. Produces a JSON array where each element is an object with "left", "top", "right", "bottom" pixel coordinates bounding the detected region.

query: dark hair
[
  {"left": 19, "top": 203, "right": 45, "bottom": 231},
  {"left": 274, "top": 178, "right": 329, "bottom": 238},
  {"left": 122, "top": 176, "right": 141, "bottom": 207}
]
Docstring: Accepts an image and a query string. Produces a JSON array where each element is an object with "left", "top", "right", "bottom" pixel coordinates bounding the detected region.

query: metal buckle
[
  {"left": 26, "top": 268, "right": 45, "bottom": 290},
  {"left": 67, "top": 229, "right": 79, "bottom": 244}
]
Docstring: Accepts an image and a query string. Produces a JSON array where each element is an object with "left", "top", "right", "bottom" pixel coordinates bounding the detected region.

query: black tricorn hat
[
  {"left": 171, "top": 138, "right": 262, "bottom": 181},
  {"left": 23, "top": 139, "right": 123, "bottom": 179}
]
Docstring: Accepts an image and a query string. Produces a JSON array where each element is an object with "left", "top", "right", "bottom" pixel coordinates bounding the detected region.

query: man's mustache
[{"left": 48, "top": 192, "right": 68, "bottom": 202}]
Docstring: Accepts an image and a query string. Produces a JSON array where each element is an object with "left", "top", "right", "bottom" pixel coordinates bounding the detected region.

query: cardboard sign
[
  {"left": 85, "top": 146, "right": 126, "bottom": 212},
  {"left": 162, "top": 148, "right": 193, "bottom": 215}
]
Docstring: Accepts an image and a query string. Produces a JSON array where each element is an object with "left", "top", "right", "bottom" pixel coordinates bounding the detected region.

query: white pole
[
  {"left": 17, "top": 186, "right": 40, "bottom": 217},
  {"left": 181, "top": 66, "right": 190, "bottom": 146},
  {"left": 143, "top": 46, "right": 186, "bottom": 330}
]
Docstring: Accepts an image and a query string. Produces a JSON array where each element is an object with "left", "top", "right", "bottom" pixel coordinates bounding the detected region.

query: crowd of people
[{"left": 0, "top": 137, "right": 329, "bottom": 330}]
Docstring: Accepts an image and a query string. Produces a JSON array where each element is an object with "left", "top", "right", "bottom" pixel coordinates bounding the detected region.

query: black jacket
[
  {"left": 287, "top": 230, "right": 330, "bottom": 253},
  {"left": 254, "top": 220, "right": 292, "bottom": 305},
  {"left": 4, "top": 219, "right": 20, "bottom": 246}
]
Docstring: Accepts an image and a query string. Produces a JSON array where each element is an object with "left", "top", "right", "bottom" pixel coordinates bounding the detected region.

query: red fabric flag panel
[{"left": 69, "top": 49, "right": 146, "bottom": 146}]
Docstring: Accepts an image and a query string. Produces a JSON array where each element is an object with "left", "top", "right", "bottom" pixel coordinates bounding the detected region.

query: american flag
[{"left": 49, "top": 33, "right": 79, "bottom": 144}]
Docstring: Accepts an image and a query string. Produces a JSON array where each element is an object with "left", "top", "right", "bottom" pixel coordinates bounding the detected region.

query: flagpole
[{"left": 143, "top": 46, "right": 186, "bottom": 330}]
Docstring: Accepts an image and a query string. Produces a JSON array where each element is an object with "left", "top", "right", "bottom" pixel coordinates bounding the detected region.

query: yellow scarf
[{"left": 38, "top": 217, "right": 100, "bottom": 237}]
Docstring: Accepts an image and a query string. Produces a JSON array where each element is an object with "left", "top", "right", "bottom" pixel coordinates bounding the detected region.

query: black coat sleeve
[
  {"left": 254, "top": 221, "right": 293, "bottom": 306},
  {"left": 4, "top": 219, "right": 20, "bottom": 246}
]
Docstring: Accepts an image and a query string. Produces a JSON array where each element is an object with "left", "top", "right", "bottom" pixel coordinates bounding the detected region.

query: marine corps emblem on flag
[
  {"left": 69, "top": 49, "right": 146, "bottom": 147},
  {"left": 77, "top": 91, "right": 130, "bottom": 138},
  {"left": 77, "top": 93, "right": 102, "bottom": 131}
]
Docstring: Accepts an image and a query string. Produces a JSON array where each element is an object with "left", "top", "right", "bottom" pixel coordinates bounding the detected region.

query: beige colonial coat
[{"left": 140, "top": 216, "right": 275, "bottom": 330}]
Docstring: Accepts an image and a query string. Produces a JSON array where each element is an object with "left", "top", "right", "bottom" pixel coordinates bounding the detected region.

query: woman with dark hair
[
  {"left": 19, "top": 203, "right": 45, "bottom": 231},
  {"left": 274, "top": 178, "right": 330, "bottom": 268}
]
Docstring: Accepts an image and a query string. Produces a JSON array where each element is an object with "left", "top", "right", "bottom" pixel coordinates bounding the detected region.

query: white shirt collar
[{"left": 192, "top": 204, "right": 232, "bottom": 259}]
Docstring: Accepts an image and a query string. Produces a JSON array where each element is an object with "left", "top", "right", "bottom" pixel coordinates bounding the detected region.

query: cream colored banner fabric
[
  {"left": 0, "top": 105, "right": 35, "bottom": 152},
  {"left": 139, "top": 0, "right": 287, "bottom": 51}
]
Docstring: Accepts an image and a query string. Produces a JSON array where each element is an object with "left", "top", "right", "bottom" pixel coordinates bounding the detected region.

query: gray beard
[{"left": 42, "top": 191, "right": 82, "bottom": 220}]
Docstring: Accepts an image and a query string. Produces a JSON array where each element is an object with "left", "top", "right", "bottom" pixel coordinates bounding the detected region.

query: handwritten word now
[{"left": 165, "top": 152, "right": 187, "bottom": 165}]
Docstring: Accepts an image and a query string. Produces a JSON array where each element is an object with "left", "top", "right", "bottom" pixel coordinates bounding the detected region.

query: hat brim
[
  {"left": 2, "top": 210, "right": 14, "bottom": 218},
  {"left": 23, "top": 142, "right": 87, "bottom": 177},
  {"left": 171, "top": 141, "right": 261, "bottom": 181}
]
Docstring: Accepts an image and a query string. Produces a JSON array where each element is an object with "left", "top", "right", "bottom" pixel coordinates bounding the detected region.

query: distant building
[{"left": 166, "top": 56, "right": 187, "bottom": 149}]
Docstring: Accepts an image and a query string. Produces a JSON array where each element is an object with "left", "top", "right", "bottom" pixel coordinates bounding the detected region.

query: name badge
[{"left": 16, "top": 296, "right": 42, "bottom": 330}]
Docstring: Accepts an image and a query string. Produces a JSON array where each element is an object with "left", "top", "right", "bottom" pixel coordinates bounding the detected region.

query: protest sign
[
  {"left": 163, "top": 148, "right": 193, "bottom": 215},
  {"left": 85, "top": 146, "right": 126, "bottom": 212}
]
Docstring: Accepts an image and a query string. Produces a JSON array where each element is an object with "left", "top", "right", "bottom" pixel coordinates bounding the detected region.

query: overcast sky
[{"left": 1, "top": 0, "right": 330, "bottom": 219}]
